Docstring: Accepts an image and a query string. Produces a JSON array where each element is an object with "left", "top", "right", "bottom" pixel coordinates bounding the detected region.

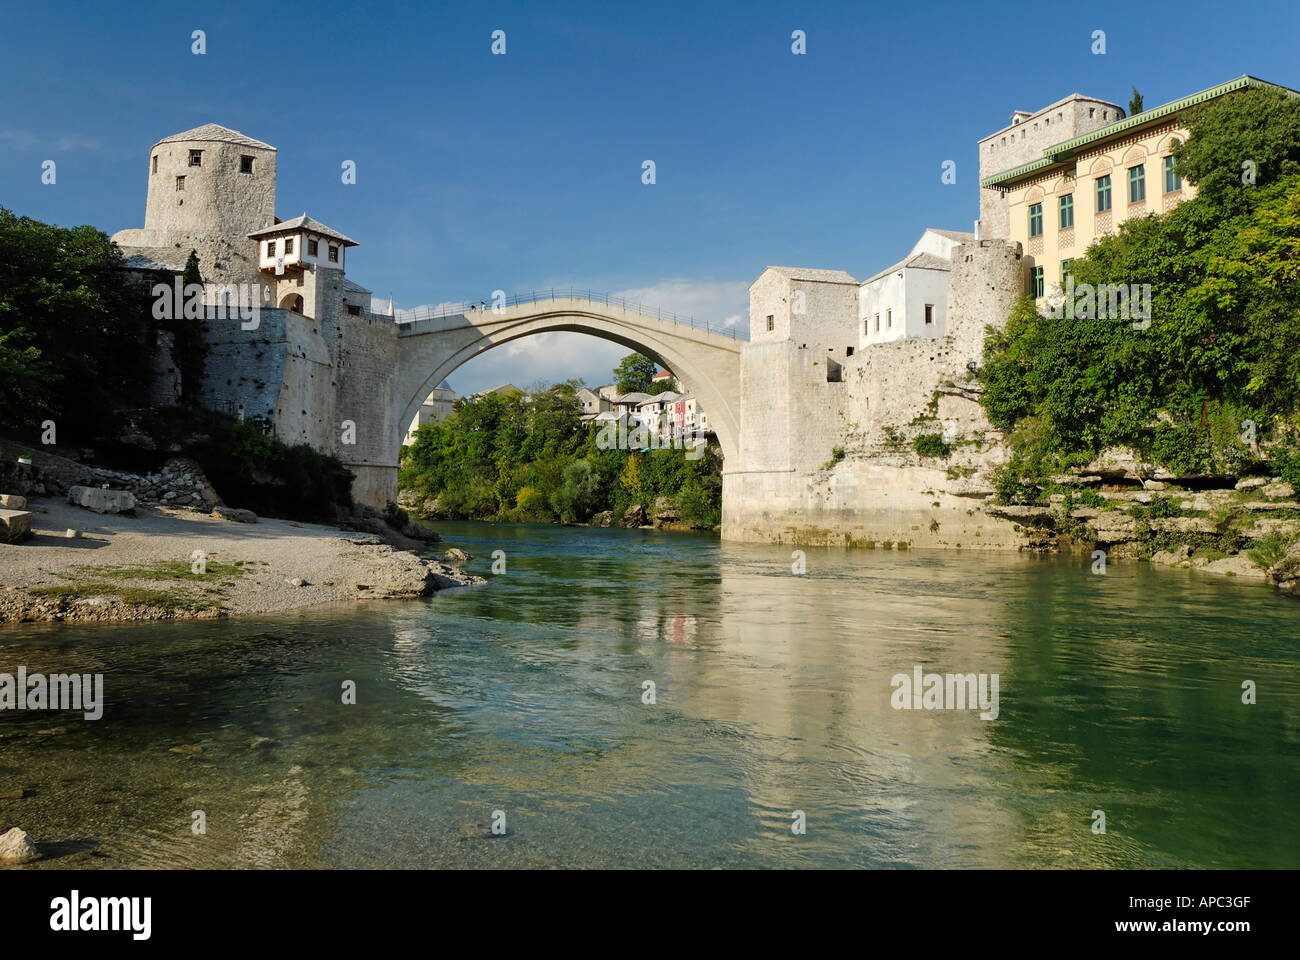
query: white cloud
[
  {"left": 612, "top": 278, "right": 749, "bottom": 332},
  {"left": 389, "top": 278, "right": 749, "bottom": 397},
  {"left": 0, "top": 130, "right": 38, "bottom": 151}
]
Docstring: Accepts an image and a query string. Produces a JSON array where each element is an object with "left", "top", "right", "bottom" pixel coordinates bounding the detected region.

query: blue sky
[{"left": 3, "top": 0, "right": 1297, "bottom": 392}]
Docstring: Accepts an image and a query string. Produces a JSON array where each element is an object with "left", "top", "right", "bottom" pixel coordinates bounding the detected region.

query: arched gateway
[{"left": 382, "top": 294, "right": 743, "bottom": 509}]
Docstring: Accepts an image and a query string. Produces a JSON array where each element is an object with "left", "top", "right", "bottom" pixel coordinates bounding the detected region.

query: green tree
[
  {"left": 614, "top": 352, "right": 658, "bottom": 393},
  {"left": 0, "top": 207, "right": 157, "bottom": 442},
  {"left": 979, "top": 87, "right": 1300, "bottom": 494},
  {"left": 1128, "top": 86, "right": 1144, "bottom": 116},
  {"left": 175, "top": 249, "right": 208, "bottom": 403}
]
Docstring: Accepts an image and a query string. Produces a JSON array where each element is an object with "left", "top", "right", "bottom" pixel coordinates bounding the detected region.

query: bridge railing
[{"left": 371, "top": 288, "right": 745, "bottom": 340}]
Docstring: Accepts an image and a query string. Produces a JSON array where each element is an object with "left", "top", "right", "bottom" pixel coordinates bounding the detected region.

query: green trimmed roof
[{"left": 980, "top": 75, "right": 1299, "bottom": 189}]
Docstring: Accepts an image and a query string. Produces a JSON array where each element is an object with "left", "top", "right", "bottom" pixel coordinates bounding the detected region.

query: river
[{"left": 2, "top": 521, "right": 1297, "bottom": 869}]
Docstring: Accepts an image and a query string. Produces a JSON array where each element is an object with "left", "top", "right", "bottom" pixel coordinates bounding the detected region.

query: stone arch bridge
[{"left": 344, "top": 292, "right": 743, "bottom": 508}]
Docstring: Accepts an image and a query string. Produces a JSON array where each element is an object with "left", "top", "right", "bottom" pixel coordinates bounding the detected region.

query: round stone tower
[
  {"left": 113, "top": 124, "right": 277, "bottom": 288},
  {"left": 143, "top": 124, "right": 276, "bottom": 239}
]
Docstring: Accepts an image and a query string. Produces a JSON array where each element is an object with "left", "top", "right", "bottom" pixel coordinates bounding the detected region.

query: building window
[
  {"left": 328, "top": 245, "right": 339, "bottom": 263},
  {"left": 347, "top": 305, "right": 361, "bottom": 316},
  {"left": 1096, "top": 175, "right": 1112, "bottom": 212},
  {"left": 924, "top": 304, "right": 934, "bottom": 325},
  {"left": 1028, "top": 202, "right": 1043, "bottom": 238},
  {"left": 1128, "top": 164, "right": 1146, "bottom": 204},
  {"left": 285, "top": 237, "right": 294, "bottom": 255},
  {"left": 188, "top": 150, "right": 202, "bottom": 167},
  {"left": 1089, "top": 108, "right": 1095, "bottom": 118},
  {"left": 151, "top": 155, "right": 158, "bottom": 174},
  {"left": 766, "top": 314, "right": 774, "bottom": 332},
  {"left": 175, "top": 176, "right": 185, "bottom": 191},
  {"left": 1062, "top": 259, "right": 1074, "bottom": 281},
  {"left": 1164, "top": 156, "right": 1181, "bottom": 194},
  {"left": 863, "top": 318, "right": 869, "bottom": 335},
  {"left": 1031, "top": 266, "right": 1044, "bottom": 297},
  {"left": 874, "top": 314, "right": 879, "bottom": 332},
  {"left": 886, "top": 309, "right": 892, "bottom": 329},
  {"left": 307, "top": 238, "right": 318, "bottom": 257},
  {"left": 846, "top": 346, "right": 854, "bottom": 357},
  {"left": 240, "top": 155, "right": 254, "bottom": 174},
  {"left": 266, "top": 240, "right": 276, "bottom": 258},
  {"left": 1059, "top": 194, "right": 1074, "bottom": 229}
]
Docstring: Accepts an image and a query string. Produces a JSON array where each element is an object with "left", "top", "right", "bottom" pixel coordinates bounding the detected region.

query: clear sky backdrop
[{"left": 3, "top": 0, "right": 1297, "bottom": 393}]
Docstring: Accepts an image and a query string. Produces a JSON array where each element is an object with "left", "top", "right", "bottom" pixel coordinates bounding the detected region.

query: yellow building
[{"left": 980, "top": 75, "right": 1298, "bottom": 300}]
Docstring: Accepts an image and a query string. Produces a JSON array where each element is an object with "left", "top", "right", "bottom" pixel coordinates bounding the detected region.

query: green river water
[{"left": 2, "top": 521, "right": 1297, "bottom": 869}]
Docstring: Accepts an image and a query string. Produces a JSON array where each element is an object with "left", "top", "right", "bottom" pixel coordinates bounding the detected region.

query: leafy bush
[
  {"left": 121, "top": 407, "right": 354, "bottom": 522},
  {"left": 913, "top": 433, "right": 952, "bottom": 459},
  {"left": 399, "top": 384, "right": 723, "bottom": 527},
  {"left": 1249, "top": 531, "right": 1295, "bottom": 569}
]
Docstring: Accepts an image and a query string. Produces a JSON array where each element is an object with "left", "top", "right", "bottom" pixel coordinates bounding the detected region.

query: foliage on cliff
[
  {"left": 110, "top": 406, "right": 356, "bottom": 522},
  {"left": 980, "top": 87, "right": 1300, "bottom": 492},
  {"left": 398, "top": 383, "right": 721, "bottom": 527}
]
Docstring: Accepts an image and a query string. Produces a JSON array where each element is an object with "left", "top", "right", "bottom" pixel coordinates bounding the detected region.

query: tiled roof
[
  {"left": 981, "top": 75, "right": 1300, "bottom": 188},
  {"left": 927, "top": 229, "right": 976, "bottom": 243},
  {"left": 764, "top": 266, "right": 858, "bottom": 283},
  {"left": 154, "top": 124, "right": 275, "bottom": 151},
  {"left": 862, "top": 251, "right": 953, "bottom": 285},
  {"left": 249, "top": 213, "right": 357, "bottom": 246}
]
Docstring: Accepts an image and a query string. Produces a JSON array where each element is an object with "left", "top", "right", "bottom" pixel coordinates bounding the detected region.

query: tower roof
[
  {"left": 249, "top": 213, "right": 357, "bottom": 246},
  {"left": 153, "top": 123, "right": 276, "bottom": 151}
]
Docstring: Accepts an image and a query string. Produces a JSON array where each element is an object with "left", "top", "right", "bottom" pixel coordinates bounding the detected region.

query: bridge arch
[{"left": 392, "top": 298, "right": 743, "bottom": 472}]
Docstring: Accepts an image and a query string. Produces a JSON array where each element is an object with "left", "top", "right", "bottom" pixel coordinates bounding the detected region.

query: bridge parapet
[{"left": 381, "top": 288, "right": 745, "bottom": 343}]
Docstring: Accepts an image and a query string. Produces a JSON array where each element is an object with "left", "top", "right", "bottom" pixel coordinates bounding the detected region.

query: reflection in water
[{"left": 1, "top": 521, "right": 1297, "bottom": 868}]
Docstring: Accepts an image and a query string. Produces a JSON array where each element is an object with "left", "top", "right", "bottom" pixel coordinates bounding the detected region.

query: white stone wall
[{"left": 725, "top": 240, "right": 1026, "bottom": 548}]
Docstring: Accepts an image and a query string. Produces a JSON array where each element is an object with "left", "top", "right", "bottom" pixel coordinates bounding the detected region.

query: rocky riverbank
[
  {"left": 0, "top": 495, "right": 483, "bottom": 624},
  {"left": 985, "top": 464, "right": 1300, "bottom": 596}
]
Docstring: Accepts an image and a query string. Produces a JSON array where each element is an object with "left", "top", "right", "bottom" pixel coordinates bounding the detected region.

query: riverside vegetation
[
  {"left": 398, "top": 373, "right": 723, "bottom": 529},
  {"left": 978, "top": 86, "right": 1300, "bottom": 590}
]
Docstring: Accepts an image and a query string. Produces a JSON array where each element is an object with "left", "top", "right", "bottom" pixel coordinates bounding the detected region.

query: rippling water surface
[{"left": 2, "top": 522, "right": 1298, "bottom": 869}]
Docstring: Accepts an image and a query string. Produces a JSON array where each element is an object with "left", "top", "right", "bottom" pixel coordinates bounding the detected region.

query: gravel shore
[{"left": 0, "top": 497, "right": 484, "bottom": 623}]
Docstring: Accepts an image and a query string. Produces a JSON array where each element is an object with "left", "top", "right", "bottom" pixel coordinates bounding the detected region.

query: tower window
[
  {"left": 874, "top": 314, "right": 879, "bottom": 332},
  {"left": 240, "top": 155, "right": 254, "bottom": 174},
  {"left": 766, "top": 314, "right": 773, "bottom": 332},
  {"left": 285, "top": 238, "right": 294, "bottom": 255},
  {"left": 307, "top": 238, "right": 318, "bottom": 257},
  {"left": 151, "top": 155, "right": 158, "bottom": 174},
  {"left": 925, "top": 304, "right": 934, "bottom": 325},
  {"left": 328, "top": 245, "right": 339, "bottom": 263},
  {"left": 188, "top": 150, "right": 202, "bottom": 167},
  {"left": 886, "top": 309, "right": 892, "bottom": 329},
  {"left": 175, "top": 176, "right": 185, "bottom": 191}
]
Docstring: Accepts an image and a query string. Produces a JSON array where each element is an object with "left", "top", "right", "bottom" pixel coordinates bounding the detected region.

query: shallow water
[{"left": 2, "top": 522, "right": 1297, "bottom": 868}]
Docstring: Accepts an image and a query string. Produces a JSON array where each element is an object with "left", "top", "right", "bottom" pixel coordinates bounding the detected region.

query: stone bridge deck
[{"left": 393, "top": 295, "right": 744, "bottom": 464}]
